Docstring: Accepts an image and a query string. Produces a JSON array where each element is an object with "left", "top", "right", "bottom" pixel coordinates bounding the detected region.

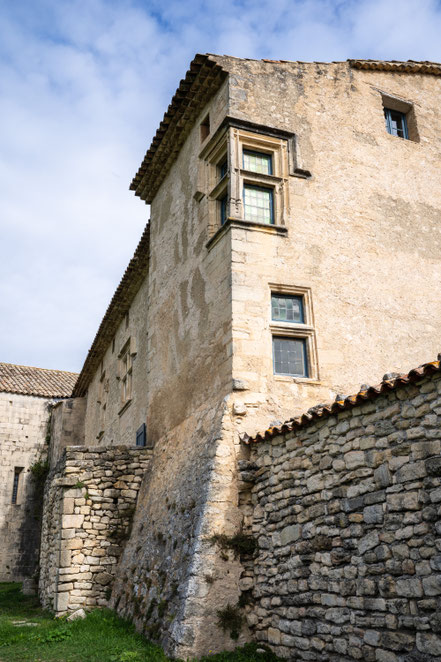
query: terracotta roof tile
[
  {"left": 0, "top": 363, "right": 78, "bottom": 398},
  {"left": 243, "top": 358, "right": 441, "bottom": 444}
]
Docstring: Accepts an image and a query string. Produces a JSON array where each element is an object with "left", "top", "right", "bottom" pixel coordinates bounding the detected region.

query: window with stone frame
[
  {"left": 269, "top": 286, "right": 319, "bottom": 381},
  {"left": 198, "top": 120, "right": 295, "bottom": 236},
  {"left": 380, "top": 92, "right": 419, "bottom": 142},
  {"left": 11, "top": 467, "right": 23, "bottom": 504},
  {"left": 97, "top": 370, "right": 109, "bottom": 438},
  {"left": 119, "top": 340, "right": 133, "bottom": 409}
]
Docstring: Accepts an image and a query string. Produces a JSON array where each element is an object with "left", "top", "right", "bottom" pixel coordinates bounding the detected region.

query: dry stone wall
[
  {"left": 39, "top": 445, "right": 152, "bottom": 614},
  {"left": 240, "top": 369, "right": 441, "bottom": 661}
]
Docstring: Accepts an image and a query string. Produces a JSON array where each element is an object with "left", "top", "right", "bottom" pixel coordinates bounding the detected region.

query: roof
[
  {"left": 0, "top": 363, "right": 78, "bottom": 398},
  {"left": 243, "top": 358, "right": 441, "bottom": 444},
  {"left": 130, "top": 55, "right": 441, "bottom": 205},
  {"left": 130, "top": 54, "right": 228, "bottom": 203},
  {"left": 349, "top": 59, "right": 441, "bottom": 76},
  {"left": 72, "top": 223, "right": 150, "bottom": 397}
]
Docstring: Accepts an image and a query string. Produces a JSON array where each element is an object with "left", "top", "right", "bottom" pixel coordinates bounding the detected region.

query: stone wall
[
  {"left": 39, "top": 445, "right": 152, "bottom": 614},
  {"left": 0, "top": 391, "right": 51, "bottom": 581},
  {"left": 49, "top": 398, "right": 85, "bottom": 467},
  {"left": 240, "top": 368, "right": 441, "bottom": 660}
]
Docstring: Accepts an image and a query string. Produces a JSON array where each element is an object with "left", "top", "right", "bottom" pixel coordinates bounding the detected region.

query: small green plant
[
  {"left": 32, "top": 625, "right": 72, "bottom": 643},
  {"left": 84, "top": 491, "right": 90, "bottom": 499},
  {"left": 217, "top": 604, "right": 243, "bottom": 641},
  {"left": 74, "top": 480, "right": 85, "bottom": 489},
  {"left": 210, "top": 533, "right": 257, "bottom": 558},
  {"left": 29, "top": 459, "right": 49, "bottom": 483}
]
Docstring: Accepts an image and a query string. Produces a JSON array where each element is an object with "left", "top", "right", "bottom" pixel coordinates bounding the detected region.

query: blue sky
[{"left": 1, "top": 0, "right": 441, "bottom": 373}]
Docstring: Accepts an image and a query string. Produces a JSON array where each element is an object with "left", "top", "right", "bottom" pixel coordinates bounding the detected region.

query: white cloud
[{"left": 0, "top": 0, "right": 440, "bottom": 372}]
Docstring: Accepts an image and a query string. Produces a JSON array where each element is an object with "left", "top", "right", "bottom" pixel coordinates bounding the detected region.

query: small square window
[
  {"left": 243, "top": 149, "right": 272, "bottom": 175},
  {"left": 273, "top": 337, "right": 308, "bottom": 377},
  {"left": 243, "top": 185, "right": 274, "bottom": 225},
  {"left": 271, "top": 294, "right": 304, "bottom": 323},
  {"left": 384, "top": 108, "right": 408, "bottom": 139}
]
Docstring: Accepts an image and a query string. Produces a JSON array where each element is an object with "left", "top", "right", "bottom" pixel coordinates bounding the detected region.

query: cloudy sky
[{"left": 1, "top": 0, "right": 441, "bottom": 373}]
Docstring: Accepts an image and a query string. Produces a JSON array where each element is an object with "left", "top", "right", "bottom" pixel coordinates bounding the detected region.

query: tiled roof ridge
[
  {"left": 130, "top": 54, "right": 228, "bottom": 203},
  {"left": 73, "top": 223, "right": 150, "bottom": 397},
  {"left": 0, "top": 362, "right": 78, "bottom": 398},
  {"left": 208, "top": 54, "right": 441, "bottom": 70},
  {"left": 243, "top": 358, "right": 441, "bottom": 444}
]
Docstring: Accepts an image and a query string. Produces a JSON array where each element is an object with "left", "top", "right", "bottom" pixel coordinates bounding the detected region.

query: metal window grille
[
  {"left": 384, "top": 108, "right": 408, "bottom": 139},
  {"left": 271, "top": 294, "right": 304, "bottom": 323},
  {"left": 273, "top": 337, "right": 308, "bottom": 377},
  {"left": 243, "top": 185, "right": 274, "bottom": 224},
  {"left": 11, "top": 469, "right": 21, "bottom": 504},
  {"left": 243, "top": 150, "right": 272, "bottom": 175}
]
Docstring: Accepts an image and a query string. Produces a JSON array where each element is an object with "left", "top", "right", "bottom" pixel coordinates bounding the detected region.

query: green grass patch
[{"left": 0, "top": 583, "right": 278, "bottom": 662}]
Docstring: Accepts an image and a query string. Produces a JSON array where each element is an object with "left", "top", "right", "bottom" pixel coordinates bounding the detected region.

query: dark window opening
[
  {"left": 220, "top": 194, "right": 228, "bottom": 226},
  {"left": 11, "top": 468, "right": 23, "bottom": 504},
  {"left": 219, "top": 157, "right": 228, "bottom": 179},
  {"left": 200, "top": 115, "right": 210, "bottom": 142},
  {"left": 136, "top": 423, "right": 146, "bottom": 447},
  {"left": 384, "top": 108, "right": 408, "bottom": 139},
  {"left": 273, "top": 337, "right": 308, "bottom": 377}
]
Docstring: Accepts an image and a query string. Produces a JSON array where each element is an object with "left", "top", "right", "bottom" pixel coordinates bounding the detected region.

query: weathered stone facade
[
  {"left": 0, "top": 363, "right": 77, "bottom": 582},
  {"left": 239, "top": 364, "right": 441, "bottom": 660},
  {"left": 39, "top": 445, "right": 151, "bottom": 614},
  {"left": 3, "top": 56, "right": 441, "bottom": 660}
]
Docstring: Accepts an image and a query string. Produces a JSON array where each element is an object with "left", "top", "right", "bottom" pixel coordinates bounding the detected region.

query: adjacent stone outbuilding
[{"left": 0, "top": 363, "right": 77, "bottom": 581}]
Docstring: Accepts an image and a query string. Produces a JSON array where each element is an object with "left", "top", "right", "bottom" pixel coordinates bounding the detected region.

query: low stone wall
[
  {"left": 39, "top": 445, "right": 152, "bottom": 614},
  {"left": 240, "top": 370, "right": 441, "bottom": 660}
]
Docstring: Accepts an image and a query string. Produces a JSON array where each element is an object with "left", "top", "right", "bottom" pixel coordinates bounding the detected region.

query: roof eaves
[
  {"left": 72, "top": 223, "right": 150, "bottom": 397},
  {"left": 244, "top": 358, "right": 441, "bottom": 444},
  {"left": 130, "top": 54, "right": 228, "bottom": 204},
  {"left": 349, "top": 59, "right": 441, "bottom": 76}
]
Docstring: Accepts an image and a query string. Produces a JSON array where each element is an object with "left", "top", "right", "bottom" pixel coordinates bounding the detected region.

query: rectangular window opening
[
  {"left": 243, "top": 185, "right": 274, "bottom": 225},
  {"left": 273, "top": 337, "right": 308, "bottom": 377},
  {"left": 218, "top": 157, "right": 228, "bottom": 180},
  {"left": 219, "top": 194, "right": 228, "bottom": 226},
  {"left": 200, "top": 115, "right": 210, "bottom": 143},
  {"left": 243, "top": 149, "right": 273, "bottom": 175},
  {"left": 136, "top": 423, "right": 146, "bottom": 447},
  {"left": 384, "top": 107, "right": 408, "bottom": 139},
  {"left": 12, "top": 468, "right": 23, "bottom": 504},
  {"left": 271, "top": 294, "right": 304, "bottom": 323}
]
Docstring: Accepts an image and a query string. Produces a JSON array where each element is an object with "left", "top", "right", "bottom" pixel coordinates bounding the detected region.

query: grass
[{"left": 0, "top": 583, "right": 279, "bottom": 662}]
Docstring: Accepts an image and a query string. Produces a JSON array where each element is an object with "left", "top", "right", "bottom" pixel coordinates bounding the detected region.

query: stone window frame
[
  {"left": 117, "top": 337, "right": 137, "bottom": 415},
  {"left": 268, "top": 283, "right": 319, "bottom": 383},
  {"left": 377, "top": 89, "right": 420, "bottom": 143},
  {"left": 199, "top": 118, "right": 311, "bottom": 248},
  {"left": 204, "top": 126, "right": 289, "bottom": 230}
]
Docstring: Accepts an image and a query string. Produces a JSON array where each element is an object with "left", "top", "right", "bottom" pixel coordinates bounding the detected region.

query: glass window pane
[
  {"left": 273, "top": 337, "right": 308, "bottom": 377},
  {"left": 243, "top": 150, "right": 272, "bottom": 175},
  {"left": 244, "top": 185, "right": 274, "bottom": 224},
  {"left": 384, "top": 107, "right": 408, "bottom": 139},
  {"left": 271, "top": 294, "right": 304, "bottom": 323}
]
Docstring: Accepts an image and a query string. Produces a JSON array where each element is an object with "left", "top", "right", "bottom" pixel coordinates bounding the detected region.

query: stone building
[
  {"left": 0, "top": 363, "right": 77, "bottom": 581},
  {"left": 3, "top": 56, "right": 441, "bottom": 659}
]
